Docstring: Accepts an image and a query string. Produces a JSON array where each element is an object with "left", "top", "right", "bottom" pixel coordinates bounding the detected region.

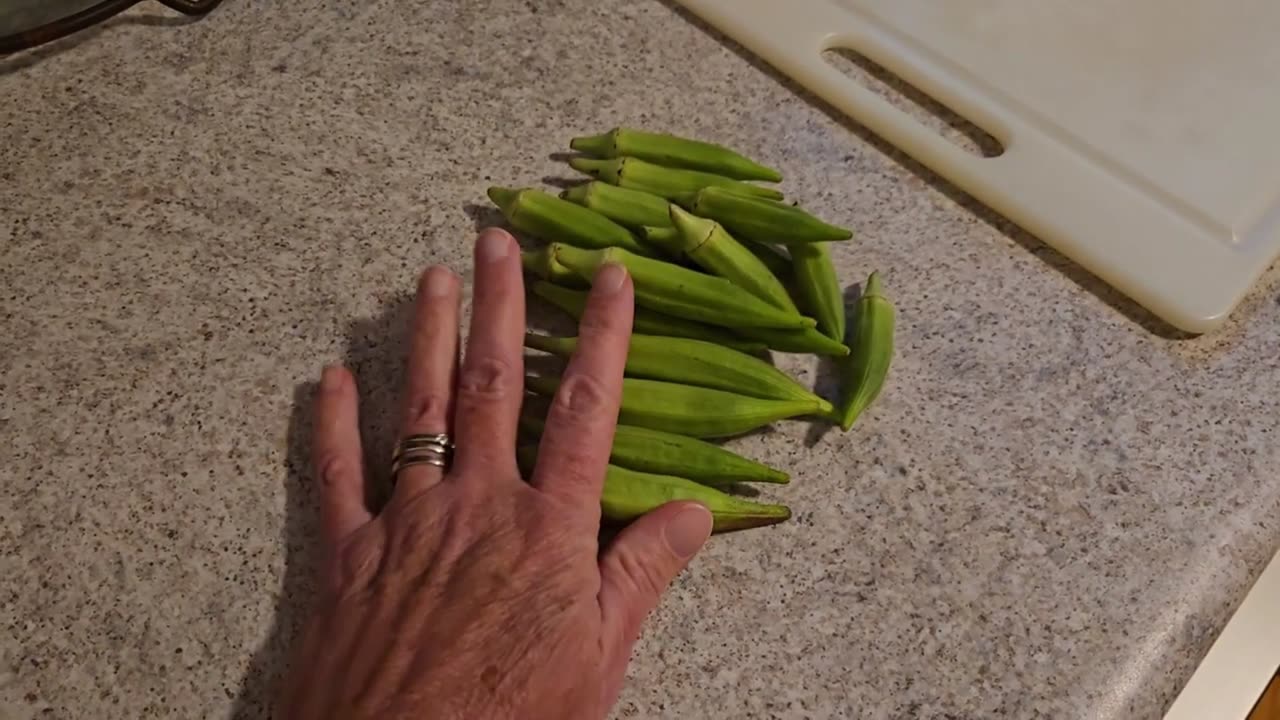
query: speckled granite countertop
[{"left": 3, "top": 1, "right": 1278, "bottom": 718}]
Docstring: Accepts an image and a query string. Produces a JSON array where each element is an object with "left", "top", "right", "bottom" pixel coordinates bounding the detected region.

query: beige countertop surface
[{"left": 3, "top": 1, "right": 1279, "bottom": 718}]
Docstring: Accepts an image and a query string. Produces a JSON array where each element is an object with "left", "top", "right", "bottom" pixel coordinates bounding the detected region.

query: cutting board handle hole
[{"left": 821, "top": 47, "right": 1004, "bottom": 158}]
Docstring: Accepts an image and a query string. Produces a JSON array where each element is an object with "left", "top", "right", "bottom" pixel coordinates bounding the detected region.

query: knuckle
[
  {"left": 315, "top": 453, "right": 357, "bottom": 490},
  {"left": 458, "top": 356, "right": 515, "bottom": 402},
  {"left": 404, "top": 391, "right": 449, "bottom": 430},
  {"left": 550, "top": 372, "right": 614, "bottom": 420}
]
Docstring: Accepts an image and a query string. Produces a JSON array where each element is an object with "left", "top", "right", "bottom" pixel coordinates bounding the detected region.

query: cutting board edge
[{"left": 675, "top": 0, "right": 1273, "bottom": 333}]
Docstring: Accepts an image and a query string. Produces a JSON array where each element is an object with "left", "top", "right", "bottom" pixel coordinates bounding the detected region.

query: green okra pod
[
  {"left": 517, "top": 446, "right": 790, "bottom": 531},
  {"left": 521, "top": 246, "right": 586, "bottom": 287},
  {"left": 669, "top": 205, "right": 798, "bottom": 313},
  {"left": 745, "top": 240, "right": 793, "bottom": 281},
  {"left": 791, "top": 242, "right": 845, "bottom": 342},
  {"left": 635, "top": 225, "right": 704, "bottom": 266},
  {"left": 538, "top": 261, "right": 839, "bottom": 356},
  {"left": 632, "top": 233, "right": 849, "bottom": 353},
  {"left": 529, "top": 282, "right": 767, "bottom": 353},
  {"left": 568, "top": 156, "right": 783, "bottom": 202},
  {"left": 525, "top": 333, "right": 828, "bottom": 409},
  {"left": 487, "top": 186, "right": 654, "bottom": 257},
  {"left": 674, "top": 186, "right": 853, "bottom": 244},
  {"left": 639, "top": 226, "right": 681, "bottom": 256},
  {"left": 570, "top": 127, "right": 783, "bottom": 183},
  {"left": 601, "top": 465, "right": 791, "bottom": 531},
  {"left": 737, "top": 326, "right": 851, "bottom": 357},
  {"left": 837, "top": 271, "right": 894, "bottom": 431},
  {"left": 560, "top": 181, "right": 672, "bottom": 230},
  {"left": 550, "top": 244, "right": 815, "bottom": 330},
  {"left": 525, "top": 375, "right": 825, "bottom": 438},
  {"left": 520, "top": 409, "right": 787, "bottom": 485},
  {"left": 642, "top": 230, "right": 791, "bottom": 280}
]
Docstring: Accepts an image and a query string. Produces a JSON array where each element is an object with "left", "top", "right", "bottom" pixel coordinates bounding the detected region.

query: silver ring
[
  {"left": 391, "top": 433, "right": 454, "bottom": 481},
  {"left": 398, "top": 433, "right": 454, "bottom": 451}
]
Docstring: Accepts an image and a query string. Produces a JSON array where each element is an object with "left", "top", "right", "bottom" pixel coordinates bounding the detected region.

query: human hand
[{"left": 277, "top": 228, "right": 714, "bottom": 720}]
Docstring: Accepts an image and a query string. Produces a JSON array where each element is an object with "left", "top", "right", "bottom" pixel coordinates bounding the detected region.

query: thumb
[{"left": 598, "top": 502, "right": 713, "bottom": 652}]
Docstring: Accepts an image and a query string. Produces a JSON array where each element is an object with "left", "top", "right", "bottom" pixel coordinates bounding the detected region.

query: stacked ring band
[{"left": 391, "top": 433, "right": 454, "bottom": 480}]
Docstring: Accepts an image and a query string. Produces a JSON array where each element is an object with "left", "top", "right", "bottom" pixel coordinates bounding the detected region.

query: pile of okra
[{"left": 491, "top": 128, "right": 895, "bottom": 533}]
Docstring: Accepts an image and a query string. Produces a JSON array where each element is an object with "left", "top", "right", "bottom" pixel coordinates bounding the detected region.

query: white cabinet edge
[{"left": 1165, "top": 549, "right": 1280, "bottom": 720}]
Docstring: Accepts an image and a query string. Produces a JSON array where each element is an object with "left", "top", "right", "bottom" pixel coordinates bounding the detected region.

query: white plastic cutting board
[{"left": 675, "top": 0, "right": 1280, "bottom": 333}]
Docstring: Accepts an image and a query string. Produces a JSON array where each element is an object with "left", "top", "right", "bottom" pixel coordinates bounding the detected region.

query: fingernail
[
  {"left": 664, "top": 504, "right": 713, "bottom": 559},
  {"left": 476, "top": 228, "right": 512, "bottom": 263},
  {"left": 320, "top": 366, "right": 344, "bottom": 392},
  {"left": 594, "top": 262, "right": 627, "bottom": 294},
  {"left": 423, "top": 265, "right": 455, "bottom": 297}
]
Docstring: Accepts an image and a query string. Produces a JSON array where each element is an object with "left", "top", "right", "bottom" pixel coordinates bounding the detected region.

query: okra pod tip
[
  {"left": 486, "top": 186, "right": 521, "bottom": 215},
  {"left": 713, "top": 503, "right": 792, "bottom": 532},
  {"left": 567, "top": 156, "right": 614, "bottom": 178},
  {"left": 558, "top": 183, "right": 590, "bottom": 205},
  {"left": 864, "top": 270, "right": 884, "bottom": 297},
  {"left": 569, "top": 131, "right": 616, "bottom": 157},
  {"left": 667, "top": 204, "right": 714, "bottom": 251}
]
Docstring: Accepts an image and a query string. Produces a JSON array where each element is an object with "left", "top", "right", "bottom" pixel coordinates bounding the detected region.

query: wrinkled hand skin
[
  {"left": 281, "top": 483, "right": 613, "bottom": 719},
  {"left": 277, "top": 229, "right": 712, "bottom": 720}
]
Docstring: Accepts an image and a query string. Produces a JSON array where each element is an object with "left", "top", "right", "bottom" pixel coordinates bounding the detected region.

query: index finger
[{"left": 530, "top": 263, "right": 633, "bottom": 516}]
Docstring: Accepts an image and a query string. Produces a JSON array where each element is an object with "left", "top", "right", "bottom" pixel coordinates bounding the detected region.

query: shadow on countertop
[
  {"left": 228, "top": 382, "right": 316, "bottom": 720},
  {"left": 229, "top": 283, "right": 567, "bottom": 717},
  {"left": 654, "top": 0, "right": 1194, "bottom": 340},
  {"left": 229, "top": 295, "right": 415, "bottom": 719}
]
